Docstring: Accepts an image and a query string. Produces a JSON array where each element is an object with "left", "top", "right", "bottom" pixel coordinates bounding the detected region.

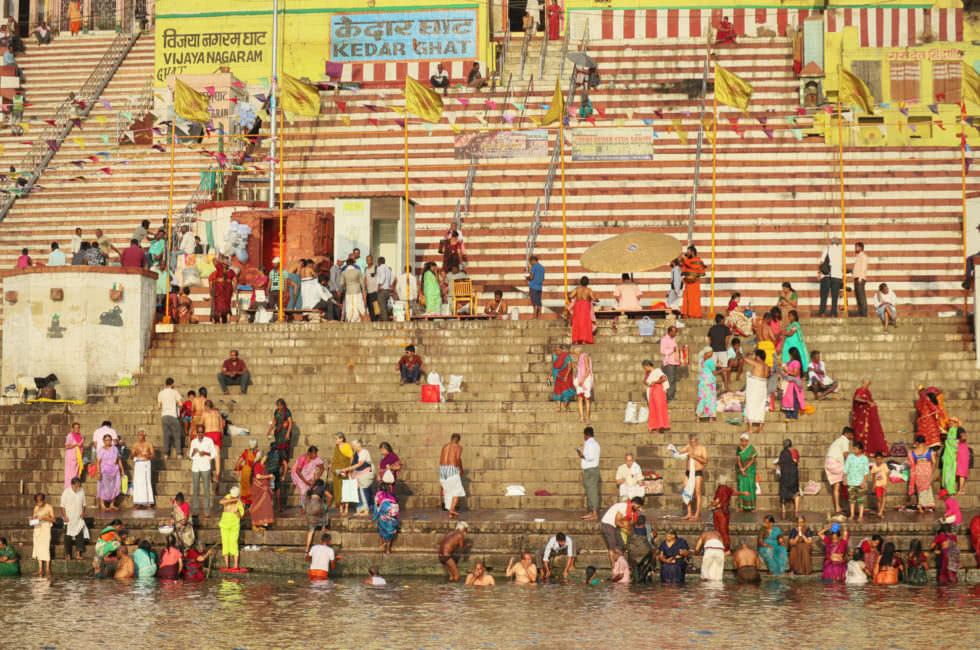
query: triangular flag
[
  {"left": 204, "top": 86, "right": 216, "bottom": 97},
  {"left": 585, "top": 116, "right": 596, "bottom": 126},
  {"left": 390, "top": 105, "right": 405, "bottom": 114},
  {"left": 879, "top": 102, "right": 890, "bottom": 109},
  {"left": 101, "top": 99, "right": 111, "bottom": 110},
  {"left": 714, "top": 62, "right": 753, "bottom": 112},
  {"left": 450, "top": 123, "right": 462, "bottom": 133},
  {"left": 822, "top": 105, "right": 834, "bottom": 114},
  {"left": 457, "top": 98, "right": 469, "bottom": 106},
  {"left": 796, "top": 107, "right": 806, "bottom": 115},
  {"left": 878, "top": 125, "right": 888, "bottom": 137},
  {"left": 95, "top": 115, "right": 107, "bottom": 124},
  {"left": 232, "top": 80, "right": 245, "bottom": 89},
  {"left": 785, "top": 115, "right": 796, "bottom": 125},
  {"left": 335, "top": 100, "right": 347, "bottom": 113},
  {"left": 626, "top": 109, "right": 634, "bottom": 120},
  {"left": 19, "top": 122, "right": 29, "bottom": 133},
  {"left": 47, "top": 139, "right": 58, "bottom": 152},
  {"left": 595, "top": 106, "right": 605, "bottom": 118},
  {"left": 928, "top": 104, "right": 939, "bottom": 114},
  {"left": 763, "top": 128, "right": 774, "bottom": 139},
  {"left": 967, "top": 158, "right": 973, "bottom": 174},
  {"left": 502, "top": 113, "right": 515, "bottom": 124},
  {"left": 936, "top": 120, "right": 946, "bottom": 131},
  {"left": 702, "top": 118, "right": 715, "bottom": 144},
  {"left": 734, "top": 126, "right": 745, "bottom": 138},
  {"left": 486, "top": 100, "right": 496, "bottom": 110},
  {"left": 672, "top": 119, "right": 688, "bottom": 145},
  {"left": 100, "top": 167, "right": 112, "bottom": 175},
  {"left": 44, "top": 119, "right": 56, "bottom": 126},
  {"left": 174, "top": 79, "right": 211, "bottom": 122},
  {"left": 642, "top": 118, "right": 654, "bottom": 126},
  {"left": 899, "top": 107, "right": 909, "bottom": 117},
  {"left": 72, "top": 137, "right": 85, "bottom": 149},
  {"left": 71, "top": 118, "right": 82, "bottom": 129},
  {"left": 368, "top": 118, "right": 379, "bottom": 127},
  {"left": 280, "top": 73, "right": 322, "bottom": 117},
  {"left": 792, "top": 128, "right": 803, "bottom": 141},
  {"left": 394, "top": 118, "right": 405, "bottom": 128},
  {"left": 404, "top": 77, "right": 443, "bottom": 124},
  {"left": 513, "top": 102, "right": 525, "bottom": 112},
  {"left": 727, "top": 116, "right": 739, "bottom": 125},
  {"left": 258, "top": 77, "right": 271, "bottom": 89},
  {"left": 341, "top": 115, "right": 350, "bottom": 126}
]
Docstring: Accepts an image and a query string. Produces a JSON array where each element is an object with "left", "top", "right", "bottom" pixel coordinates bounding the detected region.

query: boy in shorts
[
  {"left": 871, "top": 452, "right": 889, "bottom": 519},
  {"left": 843, "top": 441, "right": 870, "bottom": 522}
]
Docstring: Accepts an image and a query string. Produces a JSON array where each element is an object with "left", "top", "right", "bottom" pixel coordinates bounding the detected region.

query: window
[
  {"left": 889, "top": 62, "right": 921, "bottom": 103},
  {"left": 933, "top": 61, "right": 961, "bottom": 104},
  {"left": 851, "top": 60, "right": 883, "bottom": 103}
]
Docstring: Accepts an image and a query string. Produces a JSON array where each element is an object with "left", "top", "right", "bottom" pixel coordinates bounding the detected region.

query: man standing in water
[
  {"left": 733, "top": 542, "right": 762, "bottom": 584},
  {"left": 506, "top": 552, "right": 539, "bottom": 584},
  {"left": 465, "top": 560, "right": 496, "bottom": 585},
  {"left": 694, "top": 528, "right": 727, "bottom": 581},
  {"left": 439, "top": 434, "right": 465, "bottom": 518},
  {"left": 219, "top": 487, "right": 244, "bottom": 572},
  {"left": 438, "top": 521, "right": 469, "bottom": 581}
]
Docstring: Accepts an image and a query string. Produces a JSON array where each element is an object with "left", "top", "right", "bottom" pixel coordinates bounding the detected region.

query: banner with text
[
  {"left": 330, "top": 9, "right": 478, "bottom": 62},
  {"left": 454, "top": 129, "right": 548, "bottom": 159},
  {"left": 571, "top": 128, "right": 654, "bottom": 161}
]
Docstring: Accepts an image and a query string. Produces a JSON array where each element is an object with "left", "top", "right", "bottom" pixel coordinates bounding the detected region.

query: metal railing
[
  {"left": 0, "top": 28, "right": 141, "bottom": 221},
  {"left": 567, "top": 22, "right": 590, "bottom": 111},
  {"left": 498, "top": 73, "right": 513, "bottom": 120},
  {"left": 517, "top": 75, "right": 534, "bottom": 129},
  {"left": 499, "top": 28, "right": 511, "bottom": 82},
  {"left": 452, "top": 160, "right": 478, "bottom": 233},
  {"left": 519, "top": 27, "right": 532, "bottom": 80},
  {"left": 538, "top": 27, "right": 549, "bottom": 80},
  {"left": 524, "top": 134, "right": 563, "bottom": 262},
  {"left": 557, "top": 19, "right": 572, "bottom": 83}
]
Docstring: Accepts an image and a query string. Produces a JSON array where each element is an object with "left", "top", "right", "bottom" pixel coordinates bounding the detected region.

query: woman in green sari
[
  {"left": 736, "top": 434, "right": 757, "bottom": 512},
  {"left": 781, "top": 309, "right": 809, "bottom": 371},
  {"left": 422, "top": 261, "right": 442, "bottom": 314}
]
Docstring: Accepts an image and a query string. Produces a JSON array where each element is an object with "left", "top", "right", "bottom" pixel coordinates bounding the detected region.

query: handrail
[
  {"left": 519, "top": 28, "right": 531, "bottom": 80},
  {"left": 517, "top": 75, "right": 533, "bottom": 130},
  {"left": 557, "top": 18, "right": 572, "bottom": 83},
  {"left": 538, "top": 25, "right": 549, "bottom": 79},
  {"left": 0, "top": 28, "right": 141, "bottom": 221},
  {"left": 566, "top": 21, "right": 589, "bottom": 112},
  {"left": 525, "top": 133, "right": 563, "bottom": 262},
  {"left": 499, "top": 28, "right": 511, "bottom": 81},
  {"left": 498, "top": 73, "right": 513, "bottom": 120},
  {"left": 525, "top": 197, "right": 542, "bottom": 265}
]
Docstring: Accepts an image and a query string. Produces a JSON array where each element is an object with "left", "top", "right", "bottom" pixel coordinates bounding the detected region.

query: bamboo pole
[
  {"left": 710, "top": 95, "right": 717, "bottom": 317},
  {"left": 278, "top": 105, "right": 285, "bottom": 322},
  {"left": 962, "top": 101, "right": 968, "bottom": 312},
  {"left": 837, "top": 70, "right": 848, "bottom": 318},
  {"left": 560, "top": 112, "right": 568, "bottom": 300},
  {"left": 404, "top": 118, "right": 410, "bottom": 297}
]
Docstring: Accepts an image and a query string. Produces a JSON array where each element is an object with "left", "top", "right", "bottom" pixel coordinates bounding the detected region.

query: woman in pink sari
[
  {"left": 642, "top": 360, "right": 669, "bottom": 432},
  {"left": 568, "top": 277, "right": 595, "bottom": 344},
  {"left": 290, "top": 446, "right": 325, "bottom": 508},
  {"left": 851, "top": 380, "right": 888, "bottom": 455},
  {"left": 64, "top": 422, "right": 84, "bottom": 489},
  {"left": 250, "top": 451, "right": 275, "bottom": 529},
  {"left": 907, "top": 435, "right": 936, "bottom": 511},
  {"left": 819, "top": 523, "right": 849, "bottom": 582}
]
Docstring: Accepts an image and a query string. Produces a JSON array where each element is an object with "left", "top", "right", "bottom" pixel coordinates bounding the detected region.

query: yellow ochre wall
[{"left": 154, "top": 0, "right": 490, "bottom": 86}]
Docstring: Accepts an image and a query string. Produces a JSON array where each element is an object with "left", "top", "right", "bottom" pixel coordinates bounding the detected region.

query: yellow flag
[
  {"left": 714, "top": 63, "right": 753, "bottom": 112},
  {"left": 404, "top": 76, "right": 443, "bottom": 123},
  {"left": 672, "top": 118, "right": 688, "bottom": 145},
  {"left": 174, "top": 78, "right": 211, "bottom": 123},
  {"left": 839, "top": 69, "right": 875, "bottom": 114},
  {"left": 73, "top": 137, "right": 85, "bottom": 149},
  {"left": 533, "top": 80, "right": 565, "bottom": 126},
  {"left": 19, "top": 122, "right": 30, "bottom": 133},
  {"left": 702, "top": 118, "right": 715, "bottom": 145},
  {"left": 450, "top": 123, "right": 462, "bottom": 133},
  {"left": 95, "top": 115, "right": 107, "bottom": 124},
  {"left": 280, "top": 73, "right": 321, "bottom": 118},
  {"left": 963, "top": 63, "right": 980, "bottom": 106}
]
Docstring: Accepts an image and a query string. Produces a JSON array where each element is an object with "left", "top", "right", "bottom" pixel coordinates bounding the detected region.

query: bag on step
[
  {"left": 624, "top": 401, "right": 639, "bottom": 423},
  {"left": 637, "top": 317, "right": 655, "bottom": 337},
  {"left": 341, "top": 478, "right": 359, "bottom": 503}
]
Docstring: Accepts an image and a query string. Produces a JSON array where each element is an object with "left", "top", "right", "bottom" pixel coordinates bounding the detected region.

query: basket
[{"left": 641, "top": 477, "right": 663, "bottom": 495}]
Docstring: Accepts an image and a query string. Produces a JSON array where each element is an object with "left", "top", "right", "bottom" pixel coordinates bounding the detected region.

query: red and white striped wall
[
  {"left": 340, "top": 60, "right": 468, "bottom": 85},
  {"left": 567, "top": 7, "right": 962, "bottom": 48}
]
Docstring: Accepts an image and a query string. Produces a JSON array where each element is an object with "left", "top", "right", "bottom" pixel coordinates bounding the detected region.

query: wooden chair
[{"left": 453, "top": 279, "right": 477, "bottom": 315}]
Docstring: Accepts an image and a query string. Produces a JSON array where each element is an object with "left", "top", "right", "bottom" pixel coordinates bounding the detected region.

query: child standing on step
[
  {"left": 872, "top": 452, "right": 889, "bottom": 519},
  {"left": 843, "top": 442, "right": 870, "bottom": 522}
]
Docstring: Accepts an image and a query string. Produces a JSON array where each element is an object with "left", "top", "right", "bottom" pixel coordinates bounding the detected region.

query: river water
[{"left": 3, "top": 575, "right": 979, "bottom": 648}]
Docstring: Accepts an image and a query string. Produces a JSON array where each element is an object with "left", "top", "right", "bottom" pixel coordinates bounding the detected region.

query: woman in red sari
[
  {"left": 550, "top": 344, "right": 575, "bottom": 409},
  {"left": 209, "top": 259, "right": 236, "bottom": 323},
  {"left": 642, "top": 360, "right": 669, "bottom": 432},
  {"left": 680, "top": 246, "right": 706, "bottom": 318},
  {"left": 249, "top": 451, "right": 275, "bottom": 529},
  {"left": 850, "top": 379, "right": 888, "bottom": 456},
  {"left": 914, "top": 386, "right": 946, "bottom": 448},
  {"left": 568, "top": 276, "right": 595, "bottom": 344},
  {"left": 547, "top": 0, "right": 562, "bottom": 40}
]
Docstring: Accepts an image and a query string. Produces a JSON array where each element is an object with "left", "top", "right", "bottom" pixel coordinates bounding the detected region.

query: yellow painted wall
[
  {"left": 155, "top": 0, "right": 489, "bottom": 86},
  {"left": 821, "top": 24, "right": 979, "bottom": 147},
  {"left": 560, "top": 0, "right": 955, "bottom": 9}
]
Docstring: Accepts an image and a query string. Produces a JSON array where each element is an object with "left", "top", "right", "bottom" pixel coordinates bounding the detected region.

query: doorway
[
  {"left": 372, "top": 219, "right": 398, "bottom": 266},
  {"left": 17, "top": 0, "right": 29, "bottom": 36},
  {"left": 510, "top": 0, "right": 538, "bottom": 33},
  {"left": 262, "top": 217, "right": 284, "bottom": 271}
]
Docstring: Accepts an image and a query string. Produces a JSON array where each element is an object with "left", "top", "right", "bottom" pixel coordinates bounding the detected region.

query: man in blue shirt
[
  {"left": 47, "top": 242, "right": 66, "bottom": 267},
  {"left": 526, "top": 256, "right": 545, "bottom": 319}
]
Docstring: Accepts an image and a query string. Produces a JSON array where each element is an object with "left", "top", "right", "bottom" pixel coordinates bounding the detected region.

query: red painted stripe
[
  {"left": 876, "top": 8, "right": 885, "bottom": 47},
  {"left": 646, "top": 10, "right": 657, "bottom": 39},
  {"left": 908, "top": 9, "right": 916, "bottom": 48},
  {"left": 667, "top": 10, "right": 679, "bottom": 38},
  {"left": 844, "top": 8, "right": 853, "bottom": 27},
  {"left": 602, "top": 9, "right": 613, "bottom": 40},
  {"left": 938, "top": 9, "right": 949, "bottom": 42},
  {"left": 756, "top": 8, "right": 766, "bottom": 26},
  {"left": 799, "top": 9, "right": 808, "bottom": 22},
  {"left": 350, "top": 64, "right": 362, "bottom": 83},
  {"left": 733, "top": 8, "right": 745, "bottom": 37},
  {"left": 689, "top": 9, "right": 700, "bottom": 39},
  {"left": 396, "top": 62, "right": 407, "bottom": 81},
  {"left": 711, "top": 8, "right": 722, "bottom": 30},
  {"left": 889, "top": 8, "right": 899, "bottom": 47},
  {"left": 374, "top": 63, "right": 386, "bottom": 81},
  {"left": 776, "top": 8, "right": 787, "bottom": 36},
  {"left": 418, "top": 61, "right": 430, "bottom": 82},
  {"left": 623, "top": 9, "right": 635, "bottom": 40},
  {"left": 827, "top": 9, "right": 836, "bottom": 32},
  {"left": 956, "top": 9, "right": 964, "bottom": 41},
  {"left": 860, "top": 9, "right": 869, "bottom": 47}
]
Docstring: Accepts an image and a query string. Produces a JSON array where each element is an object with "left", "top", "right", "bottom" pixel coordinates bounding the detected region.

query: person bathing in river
[{"left": 438, "top": 521, "right": 469, "bottom": 582}]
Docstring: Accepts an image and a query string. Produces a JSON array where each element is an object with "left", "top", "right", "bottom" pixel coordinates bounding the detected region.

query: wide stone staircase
[
  {"left": 2, "top": 317, "right": 977, "bottom": 574},
  {"left": 0, "top": 33, "right": 205, "bottom": 269},
  {"left": 257, "top": 35, "right": 969, "bottom": 320}
]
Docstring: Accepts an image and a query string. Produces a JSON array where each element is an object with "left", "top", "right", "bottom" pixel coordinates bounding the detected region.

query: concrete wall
[{"left": 1, "top": 267, "right": 157, "bottom": 400}]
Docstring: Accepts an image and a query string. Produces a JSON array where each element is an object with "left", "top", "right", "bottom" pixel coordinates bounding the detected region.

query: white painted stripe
[
  {"left": 612, "top": 12, "right": 624, "bottom": 41},
  {"left": 385, "top": 62, "right": 397, "bottom": 80},
  {"left": 898, "top": 10, "right": 909, "bottom": 48},
  {"left": 657, "top": 10, "right": 668, "bottom": 40}
]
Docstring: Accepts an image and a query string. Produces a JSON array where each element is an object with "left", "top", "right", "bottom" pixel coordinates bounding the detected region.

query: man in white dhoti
[
  {"left": 743, "top": 349, "right": 770, "bottom": 434},
  {"left": 615, "top": 453, "right": 645, "bottom": 501},
  {"left": 439, "top": 434, "right": 465, "bottom": 518},
  {"left": 695, "top": 528, "right": 727, "bottom": 581},
  {"left": 60, "top": 477, "right": 89, "bottom": 560},
  {"left": 131, "top": 428, "right": 155, "bottom": 509}
]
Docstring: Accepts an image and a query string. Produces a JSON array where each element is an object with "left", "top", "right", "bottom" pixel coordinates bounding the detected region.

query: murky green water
[{"left": 2, "top": 575, "right": 979, "bottom": 648}]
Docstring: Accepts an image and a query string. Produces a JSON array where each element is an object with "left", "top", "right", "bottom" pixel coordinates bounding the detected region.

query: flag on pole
[
  {"left": 714, "top": 63, "right": 753, "bottom": 112},
  {"left": 280, "top": 73, "right": 322, "bottom": 117},
  {"left": 963, "top": 63, "right": 980, "bottom": 106},
  {"left": 839, "top": 69, "right": 875, "bottom": 114},
  {"left": 404, "top": 76, "right": 443, "bottom": 123},
  {"left": 173, "top": 79, "right": 211, "bottom": 123},
  {"left": 533, "top": 81, "right": 565, "bottom": 126}
]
